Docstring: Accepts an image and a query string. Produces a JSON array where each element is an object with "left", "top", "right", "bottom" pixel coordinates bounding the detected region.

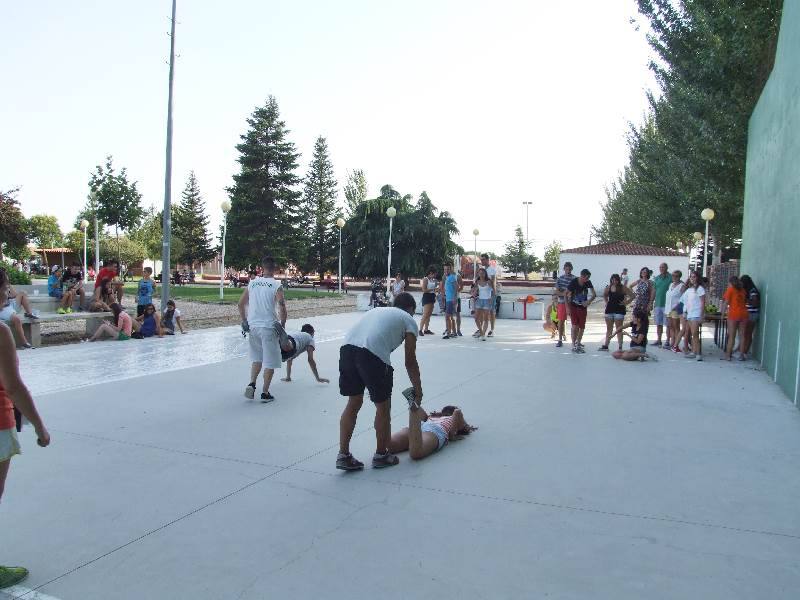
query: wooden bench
[{"left": 21, "top": 311, "right": 114, "bottom": 347}]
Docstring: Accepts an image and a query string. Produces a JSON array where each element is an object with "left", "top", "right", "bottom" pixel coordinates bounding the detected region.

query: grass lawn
[{"left": 121, "top": 283, "right": 334, "bottom": 303}]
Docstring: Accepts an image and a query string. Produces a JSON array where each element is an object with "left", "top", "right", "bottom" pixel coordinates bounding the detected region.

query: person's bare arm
[
  {"left": 306, "top": 348, "right": 328, "bottom": 383},
  {"left": 648, "top": 282, "right": 655, "bottom": 309},
  {"left": 155, "top": 314, "right": 164, "bottom": 337},
  {"left": 238, "top": 288, "right": 249, "bottom": 321},
  {"left": 276, "top": 288, "right": 287, "bottom": 326},
  {"left": 624, "top": 286, "right": 635, "bottom": 304},
  {"left": 281, "top": 359, "right": 293, "bottom": 382},
  {"left": 449, "top": 409, "right": 467, "bottom": 440},
  {"left": 587, "top": 286, "right": 597, "bottom": 306},
  {"left": 176, "top": 315, "right": 186, "bottom": 333},
  {"left": 404, "top": 333, "right": 422, "bottom": 403},
  {"left": 603, "top": 285, "right": 610, "bottom": 303},
  {"left": 0, "top": 324, "right": 49, "bottom": 446}
]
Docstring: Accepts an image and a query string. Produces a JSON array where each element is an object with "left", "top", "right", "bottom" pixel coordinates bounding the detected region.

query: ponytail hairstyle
[{"left": 729, "top": 275, "right": 743, "bottom": 290}]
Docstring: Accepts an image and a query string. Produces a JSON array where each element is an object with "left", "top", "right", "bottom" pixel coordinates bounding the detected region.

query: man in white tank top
[{"left": 238, "top": 256, "right": 288, "bottom": 403}]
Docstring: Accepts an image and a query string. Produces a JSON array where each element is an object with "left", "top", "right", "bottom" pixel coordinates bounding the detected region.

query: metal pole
[
  {"left": 386, "top": 217, "right": 393, "bottom": 298},
  {"left": 83, "top": 229, "right": 88, "bottom": 283},
  {"left": 338, "top": 227, "right": 342, "bottom": 294},
  {"left": 161, "top": 0, "right": 177, "bottom": 311},
  {"left": 219, "top": 213, "right": 227, "bottom": 301},
  {"left": 94, "top": 214, "right": 100, "bottom": 275},
  {"left": 473, "top": 234, "right": 477, "bottom": 281},
  {"left": 703, "top": 219, "right": 709, "bottom": 278}
]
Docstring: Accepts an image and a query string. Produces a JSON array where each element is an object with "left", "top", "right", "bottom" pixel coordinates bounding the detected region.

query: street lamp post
[
  {"left": 693, "top": 231, "right": 703, "bottom": 272},
  {"left": 90, "top": 191, "right": 100, "bottom": 276},
  {"left": 522, "top": 201, "right": 532, "bottom": 242},
  {"left": 700, "top": 208, "right": 715, "bottom": 277},
  {"left": 386, "top": 206, "right": 396, "bottom": 298},
  {"left": 336, "top": 217, "right": 345, "bottom": 293},
  {"left": 80, "top": 219, "right": 89, "bottom": 283},
  {"left": 219, "top": 200, "right": 231, "bottom": 301},
  {"left": 472, "top": 228, "right": 479, "bottom": 281}
]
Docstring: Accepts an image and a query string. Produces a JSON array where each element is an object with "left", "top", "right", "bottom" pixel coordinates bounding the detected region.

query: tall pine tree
[
  {"left": 300, "top": 136, "right": 341, "bottom": 279},
  {"left": 225, "top": 96, "right": 302, "bottom": 268},
  {"left": 174, "top": 171, "right": 214, "bottom": 268}
]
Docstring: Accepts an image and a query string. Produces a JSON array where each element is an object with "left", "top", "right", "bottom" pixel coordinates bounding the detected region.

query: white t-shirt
[
  {"left": 345, "top": 307, "right": 418, "bottom": 366},
  {"left": 247, "top": 277, "right": 281, "bottom": 327},
  {"left": 665, "top": 282, "right": 683, "bottom": 311},
  {"left": 680, "top": 285, "right": 706, "bottom": 319},
  {"left": 485, "top": 265, "right": 498, "bottom": 282},
  {"left": 163, "top": 308, "right": 181, "bottom": 318},
  {"left": 477, "top": 282, "right": 492, "bottom": 299},
  {"left": 289, "top": 331, "right": 315, "bottom": 358}
]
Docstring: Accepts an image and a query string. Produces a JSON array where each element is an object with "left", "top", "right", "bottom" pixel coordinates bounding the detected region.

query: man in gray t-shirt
[
  {"left": 336, "top": 292, "right": 422, "bottom": 471},
  {"left": 279, "top": 324, "right": 329, "bottom": 384}
]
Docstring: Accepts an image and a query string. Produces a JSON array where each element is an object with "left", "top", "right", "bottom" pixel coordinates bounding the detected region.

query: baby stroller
[{"left": 370, "top": 277, "right": 389, "bottom": 308}]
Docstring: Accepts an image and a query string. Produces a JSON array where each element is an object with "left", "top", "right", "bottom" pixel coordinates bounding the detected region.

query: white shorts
[
  {"left": 0, "top": 427, "right": 21, "bottom": 462},
  {"left": 248, "top": 327, "right": 281, "bottom": 369},
  {"left": 0, "top": 300, "right": 18, "bottom": 323}
]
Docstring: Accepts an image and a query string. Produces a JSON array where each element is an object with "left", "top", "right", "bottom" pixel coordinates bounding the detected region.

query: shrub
[{"left": 0, "top": 262, "right": 32, "bottom": 285}]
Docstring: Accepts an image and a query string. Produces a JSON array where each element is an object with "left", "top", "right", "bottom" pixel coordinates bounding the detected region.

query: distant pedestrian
[
  {"left": 473, "top": 267, "right": 493, "bottom": 341},
  {"left": 566, "top": 268, "right": 596, "bottom": 353},
  {"left": 721, "top": 276, "right": 748, "bottom": 361},
  {"left": 652, "top": 263, "right": 671, "bottom": 347},
  {"left": 599, "top": 273, "right": 633, "bottom": 351},
  {"left": 137, "top": 267, "right": 156, "bottom": 317},
  {"left": 620, "top": 268, "right": 630, "bottom": 287},
  {"left": 238, "top": 256, "right": 288, "bottom": 402},
  {"left": 418, "top": 266, "right": 438, "bottom": 336},
  {"left": 665, "top": 270, "right": 684, "bottom": 352},
  {"left": 440, "top": 263, "right": 461, "bottom": 339},
  {"left": 391, "top": 271, "right": 406, "bottom": 301},
  {"left": 480, "top": 254, "right": 499, "bottom": 337},
  {"left": 679, "top": 270, "right": 706, "bottom": 361},
  {"left": 554, "top": 262, "right": 576, "bottom": 347},
  {"left": 740, "top": 275, "right": 760, "bottom": 360},
  {"left": 632, "top": 267, "right": 655, "bottom": 314}
]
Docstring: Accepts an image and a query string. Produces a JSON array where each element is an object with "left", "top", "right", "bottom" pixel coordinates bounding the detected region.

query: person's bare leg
[
  {"left": 616, "top": 321, "right": 624, "bottom": 349},
  {"left": 576, "top": 327, "right": 585, "bottom": 345},
  {"left": 90, "top": 322, "right": 115, "bottom": 341},
  {"left": 261, "top": 368, "right": 275, "bottom": 394},
  {"left": 558, "top": 318, "right": 565, "bottom": 342},
  {"left": 10, "top": 315, "right": 29, "bottom": 346},
  {"left": 78, "top": 288, "right": 87, "bottom": 309},
  {"left": 691, "top": 322, "right": 700, "bottom": 355},
  {"left": 657, "top": 321, "right": 664, "bottom": 345},
  {"left": 114, "top": 283, "right": 124, "bottom": 303},
  {"left": 17, "top": 292, "right": 32, "bottom": 314},
  {"left": 0, "top": 458, "right": 10, "bottom": 501},
  {"left": 724, "top": 319, "right": 737, "bottom": 358},
  {"left": 737, "top": 321, "right": 747, "bottom": 356},
  {"left": 489, "top": 310, "right": 496, "bottom": 334},
  {"left": 603, "top": 320, "right": 613, "bottom": 347},
  {"left": 407, "top": 408, "right": 439, "bottom": 459},
  {"left": 339, "top": 394, "right": 363, "bottom": 454},
  {"left": 743, "top": 321, "right": 755, "bottom": 354},
  {"left": 249, "top": 361, "right": 262, "bottom": 386},
  {"left": 374, "top": 400, "right": 392, "bottom": 454}
]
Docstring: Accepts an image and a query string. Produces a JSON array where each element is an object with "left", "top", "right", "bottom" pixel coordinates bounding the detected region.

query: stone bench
[{"left": 21, "top": 311, "right": 114, "bottom": 347}]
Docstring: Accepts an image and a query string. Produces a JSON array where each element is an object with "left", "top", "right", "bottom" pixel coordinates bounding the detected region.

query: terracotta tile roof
[{"left": 560, "top": 241, "right": 687, "bottom": 257}]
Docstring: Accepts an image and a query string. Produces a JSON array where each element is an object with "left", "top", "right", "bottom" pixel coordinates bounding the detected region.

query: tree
[
  {"left": 98, "top": 236, "right": 146, "bottom": 267},
  {"left": 342, "top": 187, "right": 461, "bottom": 278},
  {"left": 542, "top": 240, "right": 562, "bottom": 275},
  {"left": 89, "top": 156, "right": 144, "bottom": 262},
  {"left": 595, "top": 1, "right": 783, "bottom": 251},
  {"left": 343, "top": 169, "right": 368, "bottom": 218},
  {"left": 300, "top": 137, "right": 341, "bottom": 279},
  {"left": 225, "top": 96, "right": 303, "bottom": 268},
  {"left": 0, "top": 188, "right": 28, "bottom": 261},
  {"left": 174, "top": 172, "right": 215, "bottom": 268},
  {"left": 500, "top": 226, "right": 538, "bottom": 278},
  {"left": 129, "top": 207, "right": 165, "bottom": 261},
  {"left": 26, "top": 214, "right": 64, "bottom": 267}
]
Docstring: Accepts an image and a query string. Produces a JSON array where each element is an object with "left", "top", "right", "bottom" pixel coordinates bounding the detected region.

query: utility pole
[
  {"left": 161, "top": 0, "right": 177, "bottom": 311},
  {"left": 522, "top": 201, "right": 532, "bottom": 242}
]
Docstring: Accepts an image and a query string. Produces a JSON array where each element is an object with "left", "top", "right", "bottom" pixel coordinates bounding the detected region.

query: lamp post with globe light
[
  {"left": 90, "top": 191, "right": 100, "bottom": 275},
  {"left": 80, "top": 219, "right": 90, "bottom": 283},
  {"left": 386, "top": 206, "right": 396, "bottom": 298},
  {"left": 700, "top": 208, "right": 715, "bottom": 277},
  {"left": 336, "top": 217, "right": 345, "bottom": 293},
  {"left": 472, "top": 228, "right": 479, "bottom": 281},
  {"left": 219, "top": 200, "right": 231, "bottom": 301}
]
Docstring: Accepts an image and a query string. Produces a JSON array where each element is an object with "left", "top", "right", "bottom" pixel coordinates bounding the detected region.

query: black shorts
[
  {"left": 281, "top": 336, "right": 297, "bottom": 362},
  {"left": 339, "top": 344, "right": 393, "bottom": 403},
  {"left": 421, "top": 292, "right": 436, "bottom": 306}
]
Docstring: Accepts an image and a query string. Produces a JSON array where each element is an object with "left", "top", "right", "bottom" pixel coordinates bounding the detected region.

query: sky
[{"left": 1, "top": 1, "right": 657, "bottom": 257}]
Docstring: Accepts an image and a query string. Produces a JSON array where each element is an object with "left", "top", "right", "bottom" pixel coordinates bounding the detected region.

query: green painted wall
[{"left": 741, "top": 0, "right": 800, "bottom": 405}]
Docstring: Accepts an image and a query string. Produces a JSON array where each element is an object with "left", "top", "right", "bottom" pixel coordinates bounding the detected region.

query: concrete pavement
[{"left": 3, "top": 312, "right": 800, "bottom": 599}]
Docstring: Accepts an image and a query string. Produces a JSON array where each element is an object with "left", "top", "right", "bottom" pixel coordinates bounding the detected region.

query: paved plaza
[{"left": 3, "top": 311, "right": 800, "bottom": 599}]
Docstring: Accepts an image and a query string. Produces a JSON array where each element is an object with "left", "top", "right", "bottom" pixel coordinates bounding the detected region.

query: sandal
[
  {"left": 372, "top": 451, "right": 399, "bottom": 469},
  {"left": 336, "top": 453, "right": 364, "bottom": 471}
]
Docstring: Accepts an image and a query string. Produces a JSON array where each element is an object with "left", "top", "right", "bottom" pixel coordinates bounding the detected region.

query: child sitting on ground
[
  {"left": 132, "top": 303, "right": 163, "bottom": 338},
  {"left": 88, "top": 303, "right": 133, "bottom": 342},
  {"left": 611, "top": 309, "right": 657, "bottom": 362},
  {"left": 161, "top": 299, "right": 186, "bottom": 335}
]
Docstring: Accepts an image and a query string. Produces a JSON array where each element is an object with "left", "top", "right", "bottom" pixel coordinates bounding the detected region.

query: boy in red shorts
[{"left": 566, "top": 268, "right": 596, "bottom": 354}]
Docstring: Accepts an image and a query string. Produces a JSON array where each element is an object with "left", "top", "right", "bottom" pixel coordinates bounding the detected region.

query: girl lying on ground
[
  {"left": 389, "top": 401, "right": 477, "bottom": 460},
  {"left": 611, "top": 310, "right": 657, "bottom": 362},
  {"left": 89, "top": 303, "right": 133, "bottom": 342}
]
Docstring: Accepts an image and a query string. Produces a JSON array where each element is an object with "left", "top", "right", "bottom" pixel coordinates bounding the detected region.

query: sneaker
[
  {"left": 472, "top": 331, "right": 481, "bottom": 338},
  {"left": 65, "top": 307, "right": 73, "bottom": 314},
  {"left": 672, "top": 346, "right": 681, "bottom": 353},
  {"left": 57, "top": 307, "right": 66, "bottom": 314},
  {"left": 372, "top": 451, "right": 399, "bottom": 468},
  {"left": 571, "top": 345, "right": 578, "bottom": 353},
  {"left": 419, "top": 330, "right": 425, "bottom": 336},
  {"left": 598, "top": 345, "right": 609, "bottom": 351},
  {"left": 457, "top": 331, "right": 463, "bottom": 337},
  {"left": 0, "top": 565, "right": 29, "bottom": 589},
  {"left": 556, "top": 340, "right": 563, "bottom": 348},
  {"left": 442, "top": 334, "right": 450, "bottom": 339},
  {"left": 244, "top": 383, "right": 256, "bottom": 399},
  {"left": 578, "top": 343, "right": 585, "bottom": 349},
  {"left": 576, "top": 346, "right": 586, "bottom": 354},
  {"left": 260, "top": 392, "right": 275, "bottom": 403},
  {"left": 24, "top": 312, "right": 38, "bottom": 320},
  {"left": 488, "top": 331, "right": 494, "bottom": 337},
  {"left": 685, "top": 352, "right": 696, "bottom": 359},
  {"left": 336, "top": 452, "right": 364, "bottom": 471},
  {"left": 402, "top": 387, "right": 419, "bottom": 410},
  {"left": 653, "top": 341, "right": 662, "bottom": 347},
  {"left": 481, "top": 335, "right": 487, "bottom": 341},
  {"left": 424, "top": 330, "right": 435, "bottom": 335}
]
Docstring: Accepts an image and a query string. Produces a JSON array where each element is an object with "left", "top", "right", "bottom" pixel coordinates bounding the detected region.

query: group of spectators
[{"left": 550, "top": 262, "right": 761, "bottom": 362}]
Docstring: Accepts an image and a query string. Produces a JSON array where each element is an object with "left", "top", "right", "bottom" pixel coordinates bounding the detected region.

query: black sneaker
[
  {"left": 336, "top": 453, "right": 364, "bottom": 471},
  {"left": 244, "top": 383, "right": 256, "bottom": 400},
  {"left": 260, "top": 392, "right": 275, "bottom": 403},
  {"left": 653, "top": 341, "right": 662, "bottom": 347},
  {"left": 372, "top": 451, "right": 399, "bottom": 468},
  {"left": 442, "top": 334, "right": 450, "bottom": 339},
  {"left": 556, "top": 340, "right": 563, "bottom": 347}
]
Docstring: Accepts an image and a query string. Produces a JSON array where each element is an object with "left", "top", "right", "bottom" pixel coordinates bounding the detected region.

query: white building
[{"left": 559, "top": 242, "right": 689, "bottom": 287}]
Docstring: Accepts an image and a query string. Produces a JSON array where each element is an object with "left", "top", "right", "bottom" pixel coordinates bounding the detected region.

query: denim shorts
[
  {"left": 748, "top": 312, "right": 760, "bottom": 322},
  {"left": 421, "top": 421, "right": 448, "bottom": 450},
  {"left": 654, "top": 306, "right": 667, "bottom": 326},
  {"left": 687, "top": 316, "right": 703, "bottom": 322},
  {"left": 604, "top": 313, "right": 624, "bottom": 321},
  {"left": 445, "top": 300, "right": 457, "bottom": 316},
  {"left": 475, "top": 298, "right": 492, "bottom": 310}
]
